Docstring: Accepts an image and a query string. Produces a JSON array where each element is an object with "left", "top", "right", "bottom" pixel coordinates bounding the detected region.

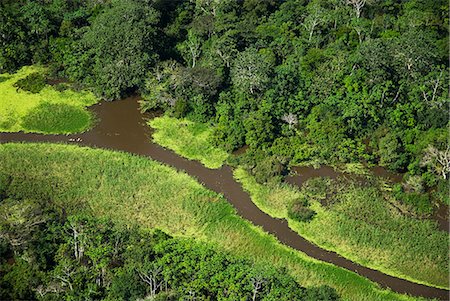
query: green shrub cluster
[
  {"left": 13, "top": 72, "right": 46, "bottom": 93},
  {"left": 393, "top": 184, "right": 433, "bottom": 215},
  {"left": 288, "top": 197, "right": 316, "bottom": 223}
]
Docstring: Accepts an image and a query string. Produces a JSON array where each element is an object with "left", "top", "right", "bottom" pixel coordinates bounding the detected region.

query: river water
[{"left": 0, "top": 96, "right": 448, "bottom": 300}]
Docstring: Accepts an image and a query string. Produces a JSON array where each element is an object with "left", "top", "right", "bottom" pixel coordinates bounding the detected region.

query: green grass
[
  {"left": 234, "top": 168, "right": 449, "bottom": 289},
  {"left": 0, "top": 143, "right": 428, "bottom": 301},
  {"left": 0, "top": 66, "right": 98, "bottom": 134},
  {"left": 149, "top": 115, "right": 229, "bottom": 169}
]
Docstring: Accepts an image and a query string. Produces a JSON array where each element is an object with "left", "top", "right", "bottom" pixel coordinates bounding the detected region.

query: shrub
[
  {"left": 237, "top": 148, "right": 288, "bottom": 184},
  {"left": 252, "top": 155, "right": 286, "bottom": 184},
  {"left": 305, "top": 285, "right": 340, "bottom": 301},
  {"left": 13, "top": 73, "right": 46, "bottom": 93},
  {"left": 393, "top": 184, "right": 433, "bottom": 215},
  {"left": 172, "top": 99, "right": 187, "bottom": 118},
  {"left": 288, "top": 197, "right": 316, "bottom": 222}
]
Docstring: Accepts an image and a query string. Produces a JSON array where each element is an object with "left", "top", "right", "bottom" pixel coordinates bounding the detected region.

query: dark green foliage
[
  {"left": 393, "top": 184, "right": 433, "bottom": 215},
  {"left": 237, "top": 148, "right": 287, "bottom": 184},
  {"left": 13, "top": 73, "right": 46, "bottom": 93},
  {"left": 288, "top": 197, "right": 316, "bottom": 223},
  {"left": 305, "top": 285, "right": 340, "bottom": 301},
  {"left": 0, "top": 1, "right": 30, "bottom": 72},
  {"left": 21, "top": 102, "right": 93, "bottom": 134},
  {"left": 78, "top": 0, "right": 160, "bottom": 100}
]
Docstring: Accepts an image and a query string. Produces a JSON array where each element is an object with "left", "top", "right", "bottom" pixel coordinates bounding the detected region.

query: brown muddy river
[{"left": 0, "top": 96, "right": 448, "bottom": 300}]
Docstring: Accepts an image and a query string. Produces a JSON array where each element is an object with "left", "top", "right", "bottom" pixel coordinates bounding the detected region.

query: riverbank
[
  {"left": 149, "top": 115, "right": 228, "bottom": 169},
  {"left": 235, "top": 168, "right": 448, "bottom": 289},
  {"left": 0, "top": 66, "right": 98, "bottom": 134},
  {"left": 1, "top": 97, "right": 448, "bottom": 300},
  {"left": 0, "top": 142, "right": 421, "bottom": 301},
  {"left": 148, "top": 111, "right": 449, "bottom": 289}
]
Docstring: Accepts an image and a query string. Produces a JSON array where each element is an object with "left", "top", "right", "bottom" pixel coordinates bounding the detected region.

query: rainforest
[{"left": 0, "top": 0, "right": 448, "bottom": 300}]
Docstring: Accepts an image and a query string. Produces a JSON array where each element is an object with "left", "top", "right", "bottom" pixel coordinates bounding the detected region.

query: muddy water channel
[
  {"left": 286, "top": 166, "right": 449, "bottom": 232},
  {"left": 0, "top": 97, "right": 448, "bottom": 300}
]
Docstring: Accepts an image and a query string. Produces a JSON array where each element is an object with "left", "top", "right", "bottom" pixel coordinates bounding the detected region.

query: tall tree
[{"left": 81, "top": 0, "right": 160, "bottom": 100}]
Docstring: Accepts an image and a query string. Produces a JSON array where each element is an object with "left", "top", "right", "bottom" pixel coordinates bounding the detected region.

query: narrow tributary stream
[{"left": 1, "top": 97, "right": 448, "bottom": 300}]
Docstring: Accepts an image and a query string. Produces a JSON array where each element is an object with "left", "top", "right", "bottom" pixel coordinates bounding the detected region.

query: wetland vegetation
[{"left": 0, "top": 0, "right": 448, "bottom": 300}]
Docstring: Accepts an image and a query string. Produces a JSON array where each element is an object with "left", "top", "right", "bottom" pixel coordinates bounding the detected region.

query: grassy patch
[
  {"left": 149, "top": 115, "right": 228, "bottom": 169},
  {"left": 0, "top": 143, "right": 426, "bottom": 301},
  {"left": 21, "top": 102, "right": 93, "bottom": 134},
  {"left": 0, "top": 66, "right": 98, "bottom": 134},
  {"left": 235, "top": 168, "right": 449, "bottom": 289}
]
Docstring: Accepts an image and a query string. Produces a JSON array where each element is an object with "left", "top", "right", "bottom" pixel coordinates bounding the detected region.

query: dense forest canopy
[{"left": 1, "top": 0, "right": 448, "bottom": 184}]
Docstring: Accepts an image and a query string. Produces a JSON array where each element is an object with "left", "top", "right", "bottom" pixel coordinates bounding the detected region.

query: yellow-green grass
[
  {"left": 0, "top": 143, "right": 426, "bottom": 301},
  {"left": 149, "top": 115, "right": 228, "bottom": 169},
  {"left": 234, "top": 167, "right": 449, "bottom": 289},
  {"left": 0, "top": 66, "right": 98, "bottom": 134}
]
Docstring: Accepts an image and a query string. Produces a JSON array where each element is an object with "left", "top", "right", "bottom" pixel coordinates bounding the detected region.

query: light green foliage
[
  {"left": 149, "top": 115, "right": 229, "bottom": 169},
  {"left": 231, "top": 47, "right": 273, "bottom": 95},
  {"left": 0, "top": 66, "right": 97, "bottom": 134},
  {"left": 235, "top": 168, "right": 449, "bottom": 289},
  {"left": 234, "top": 167, "right": 298, "bottom": 218},
  {"left": 0, "top": 143, "right": 425, "bottom": 301}
]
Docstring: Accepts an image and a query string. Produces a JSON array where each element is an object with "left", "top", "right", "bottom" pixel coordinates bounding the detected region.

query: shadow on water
[{"left": 0, "top": 96, "right": 448, "bottom": 300}]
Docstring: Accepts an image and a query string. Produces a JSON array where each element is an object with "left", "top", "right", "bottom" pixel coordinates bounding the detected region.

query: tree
[
  {"left": 137, "top": 263, "right": 164, "bottom": 298},
  {"left": 0, "top": 198, "right": 47, "bottom": 253},
  {"left": 418, "top": 68, "right": 449, "bottom": 109},
  {"left": 80, "top": 0, "right": 160, "bottom": 100},
  {"left": 250, "top": 274, "right": 265, "bottom": 301},
  {"left": 244, "top": 106, "right": 275, "bottom": 149},
  {"left": 391, "top": 29, "right": 437, "bottom": 79},
  {"left": 211, "top": 33, "right": 238, "bottom": 68},
  {"left": 346, "top": 0, "right": 367, "bottom": 18},
  {"left": 177, "top": 29, "right": 202, "bottom": 68},
  {"left": 281, "top": 113, "right": 298, "bottom": 129},
  {"left": 302, "top": 1, "right": 328, "bottom": 42},
  {"left": 231, "top": 48, "right": 273, "bottom": 95},
  {"left": 421, "top": 145, "right": 450, "bottom": 179},
  {"left": 377, "top": 132, "right": 407, "bottom": 171}
]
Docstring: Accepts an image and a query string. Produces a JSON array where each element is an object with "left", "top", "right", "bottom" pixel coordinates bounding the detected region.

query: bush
[
  {"left": 305, "top": 285, "right": 340, "bottom": 301},
  {"left": 288, "top": 197, "right": 316, "bottom": 222},
  {"left": 13, "top": 73, "right": 46, "bottom": 93},
  {"left": 172, "top": 99, "right": 187, "bottom": 118},
  {"left": 393, "top": 184, "right": 433, "bottom": 215},
  {"left": 238, "top": 148, "right": 287, "bottom": 184},
  {"left": 433, "top": 180, "right": 450, "bottom": 206},
  {"left": 252, "top": 155, "right": 286, "bottom": 184}
]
